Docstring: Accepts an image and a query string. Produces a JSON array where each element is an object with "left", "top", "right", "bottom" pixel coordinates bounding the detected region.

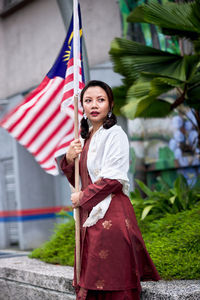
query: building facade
[{"left": 0, "top": 0, "right": 123, "bottom": 249}]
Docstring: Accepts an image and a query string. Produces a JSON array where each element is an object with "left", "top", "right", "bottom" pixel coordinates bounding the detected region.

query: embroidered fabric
[{"left": 83, "top": 125, "right": 130, "bottom": 227}]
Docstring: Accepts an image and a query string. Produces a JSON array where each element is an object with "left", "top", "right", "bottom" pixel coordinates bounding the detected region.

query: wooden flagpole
[
  {"left": 74, "top": 95, "right": 81, "bottom": 284},
  {"left": 73, "top": 0, "right": 81, "bottom": 284}
]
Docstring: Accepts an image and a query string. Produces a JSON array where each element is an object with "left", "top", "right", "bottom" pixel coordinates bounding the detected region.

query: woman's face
[{"left": 82, "top": 86, "right": 111, "bottom": 127}]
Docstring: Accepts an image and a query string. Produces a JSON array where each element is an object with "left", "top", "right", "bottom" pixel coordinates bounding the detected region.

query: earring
[
  {"left": 108, "top": 111, "right": 112, "bottom": 118},
  {"left": 83, "top": 113, "right": 87, "bottom": 120}
]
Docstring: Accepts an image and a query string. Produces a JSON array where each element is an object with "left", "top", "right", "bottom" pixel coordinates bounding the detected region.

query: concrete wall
[
  {"left": 0, "top": 0, "right": 122, "bottom": 100},
  {"left": 0, "top": 0, "right": 66, "bottom": 98},
  {"left": 80, "top": 0, "right": 121, "bottom": 67},
  {"left": 13, "top": 141, "right": 56, "bottom": 250}
]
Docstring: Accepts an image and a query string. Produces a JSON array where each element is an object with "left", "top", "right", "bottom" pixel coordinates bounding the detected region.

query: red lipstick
[{"left": 90, "top": 111, "right": 99, "bottom": 116}]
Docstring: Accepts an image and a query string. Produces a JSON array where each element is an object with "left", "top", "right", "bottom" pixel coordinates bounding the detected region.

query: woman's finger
[{"left": 73, "top": 139, "right": 81, "bottom": 145}]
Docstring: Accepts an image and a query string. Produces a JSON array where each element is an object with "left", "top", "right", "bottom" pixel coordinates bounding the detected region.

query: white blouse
[{"left": 82, "top": 124, "right": 130, "bottom": 227}]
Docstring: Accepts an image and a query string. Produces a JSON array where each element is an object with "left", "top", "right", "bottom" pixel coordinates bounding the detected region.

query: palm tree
[{"left": 109, "top": 0, "right": 200, "bottom": 148}]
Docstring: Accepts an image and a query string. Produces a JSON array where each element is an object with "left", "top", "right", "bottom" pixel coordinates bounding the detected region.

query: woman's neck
[{"left": 91, "top": 122, "right": 103, "bottom": 134}]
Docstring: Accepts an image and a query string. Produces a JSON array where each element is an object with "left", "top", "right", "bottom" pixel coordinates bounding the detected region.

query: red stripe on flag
[
  {"left": 79, "top": 81, "right": 85, "bottom": 89},
  {"left": 62, "top": 89, "right": 74, "bottom": 102},
  {"left": 33, "top": 116, "right": 70, "bottom": 156},
  {"left": 44, "top": 165, "right": 57, "bottom": 172},
  {"left": 0, "top": 77, "right": 50, "bottom": 127},
  {"left": 25, "top": 106, "right": 61, "bottom": 148},
  {"left": 66, "top": 72, "right": 73, "bottom": 83},
  {"left": 5, "top": 78, "right": 54, "bottom": 133},
  {"left": 38, "top": 125, "right": 74, "bottom": 165},
  {"left": 56, "top": 140, "right": 72, "bottom": 151},
  {"left": 67, "top": 58, "right": 73, "bottom": 68},
  {"left": 16, "top": 80, "right": 65, "bottom": 140}
]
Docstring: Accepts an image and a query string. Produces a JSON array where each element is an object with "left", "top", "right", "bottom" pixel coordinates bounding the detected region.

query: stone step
[
  {"left": 0, "top": 254, "right": 199, "bottom": 300},
  {"left": 0, "top": 256, "right": 75, "bottom": 300},
  {"left": 141, "top": 280, "right": 200, "bottom": 300}
]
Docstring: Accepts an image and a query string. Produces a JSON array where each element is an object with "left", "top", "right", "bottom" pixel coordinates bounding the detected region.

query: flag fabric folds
[{"left": 0, "top": 5, "right": 85, "bottom": 175}]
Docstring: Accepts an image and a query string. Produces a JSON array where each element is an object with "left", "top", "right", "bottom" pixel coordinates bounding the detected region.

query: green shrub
[
  {"left": 142, "top": 202, "right": 200, "bottom": 280},
  {"left": 131, "top": 174, "right": 200, "bottom": 220},
  {"left": 29, "top": 217, "right": 75, "bottom": 266}
]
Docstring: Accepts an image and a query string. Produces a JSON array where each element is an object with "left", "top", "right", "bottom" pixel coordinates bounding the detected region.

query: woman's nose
[{"left": 91, "top": 100, "right": 98, "bottom": 108}]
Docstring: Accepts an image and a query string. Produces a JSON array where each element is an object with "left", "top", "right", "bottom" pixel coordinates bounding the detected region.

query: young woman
[{"left": 60, "top": 80, "right": 160, "bottom": 300}]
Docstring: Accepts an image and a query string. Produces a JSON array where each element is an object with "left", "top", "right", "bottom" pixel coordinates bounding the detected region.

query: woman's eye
[
  {"left": 84, "top": 99, "right": 91, "bottom": 103},
  {"left": 98, "top": 98, "right": 105, "bottom": 102}
]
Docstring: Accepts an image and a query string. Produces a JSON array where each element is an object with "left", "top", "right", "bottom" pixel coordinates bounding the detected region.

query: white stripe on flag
[
  {"left": 2, "top": 78, "right": 56, "bottom": 130},
  {"left": 27, "top": 113, "right": 69, "bottom": 153},
  {"left": 10, "top": 78, "right": 63, "bottom": 138},
  {"left": 35, "top": 118, "right": 74, "bottom": 162},
  {"left": 18, "top": 89, "right": 65, "bottom": 145},
  {"left": 62, "top": 81, "right": 74, "bottom": 93}
]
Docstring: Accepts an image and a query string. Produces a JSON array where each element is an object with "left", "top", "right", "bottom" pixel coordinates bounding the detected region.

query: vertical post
[
  {"left": 74, "top": 94, "right": 80, "bottom": 284},
  {"left": 73, "top": 0, "right": 81, "bottom": 284}
]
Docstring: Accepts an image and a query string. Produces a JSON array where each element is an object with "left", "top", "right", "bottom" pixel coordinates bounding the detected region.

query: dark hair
[{"left": 80, "top": 80, "right": 117, "bottom": 139}]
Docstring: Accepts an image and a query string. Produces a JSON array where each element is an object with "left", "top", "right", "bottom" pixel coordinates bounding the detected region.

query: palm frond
[
  {"left": 112, "top": 85, "right": 128, "bottom": 115},
  {"left": 110, "top": 0, "right": 200, "bottom": 120},
  {"left": 149, "top": 78, "right": 177, "bottom": 97},
  {"left": 129, "top": 82, "right": 151, "bottom": 98},
  {"left": 128, "top": 77, "right": 173, "bottom": 100},
  {"left": 137, "top": 72, "right": 184, "bottom": 86},
  {"left": 121, "top": 96, "right": 153, "bottom": 119},
  {"left": 128, "top": 1, "right": 200, "bottom": 37},
  {"left": 121, "top": 74, "right": 182, "bottom": 119},
  {"left": 152, "top": 76, "right": 184, "bottom": 88},
  {"left": 141, "top": 99, "right": 172, "bottom": 118},
  {"left": 110, "top": 37, "right": 179, "bottom": 57},
  {"left": 187, "top": 72, "right": 200, "bottom": 87},
  {"left": 121, "top": 96, "right": 171, "bottom": 119},
  {"left": 110, "top": 38, "right": 199, "bottom": 83}
]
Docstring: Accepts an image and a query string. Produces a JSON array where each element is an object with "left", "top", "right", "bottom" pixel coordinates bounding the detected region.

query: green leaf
[
  {"left": 141, "top": 205, "right": 154, "bottom": 220},
  {"left": 110, "top": 38, "right": 198, "bottom": 83},
  {"left": 183, "top": 55, "right": 200, "bottom": 81},
  {"left": 151, "top": 76, "right": 183, "bottom": 90},
  {"left": 133, "top": 188, "right": 142, "bottom": 199},
  {"left": 121, "top": 97, "right": 143, "bottom": 119},
  {"left": 174, "top": 175, "right": 188, "bottom": 210},
  {"left": 122, "top": 77, "right": 173, "bottom": 119},
  {"left": 137, "top": 99, "right": 171, "bottom": 118},
  {"left": 112, "top": 85, "right": 128, "bottom": 116},
  {"left": 121, "top": 96, "right": 172, "bottom": 119},
  {"left": 110, "top": 38, "right": 184, "bottom": 80},
  {"left": 135, "top": 179, "right": 153, "bottom": 196},
  {"left": 129, "top": 82, "right": 151, "bottom": 98},
  {"left": 169, "top": 195, "right": 176, "bottom": 205}
]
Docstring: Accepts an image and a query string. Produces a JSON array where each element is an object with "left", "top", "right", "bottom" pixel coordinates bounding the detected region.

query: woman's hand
[
  {"left": 71, "top": 191, "right": 83, "bottom": 208},
  {"left": 66, "top": 139, "right": 82, "bottom": 163}
]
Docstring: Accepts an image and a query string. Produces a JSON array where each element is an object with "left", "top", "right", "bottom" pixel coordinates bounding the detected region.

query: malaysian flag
[{"left": 0, "top": 4, "right": 85, "bottom": 175}]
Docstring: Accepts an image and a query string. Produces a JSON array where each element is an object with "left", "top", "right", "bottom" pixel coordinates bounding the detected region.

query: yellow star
[{"left": 63, "top": 46, "right": 71, "bottom": 62}]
